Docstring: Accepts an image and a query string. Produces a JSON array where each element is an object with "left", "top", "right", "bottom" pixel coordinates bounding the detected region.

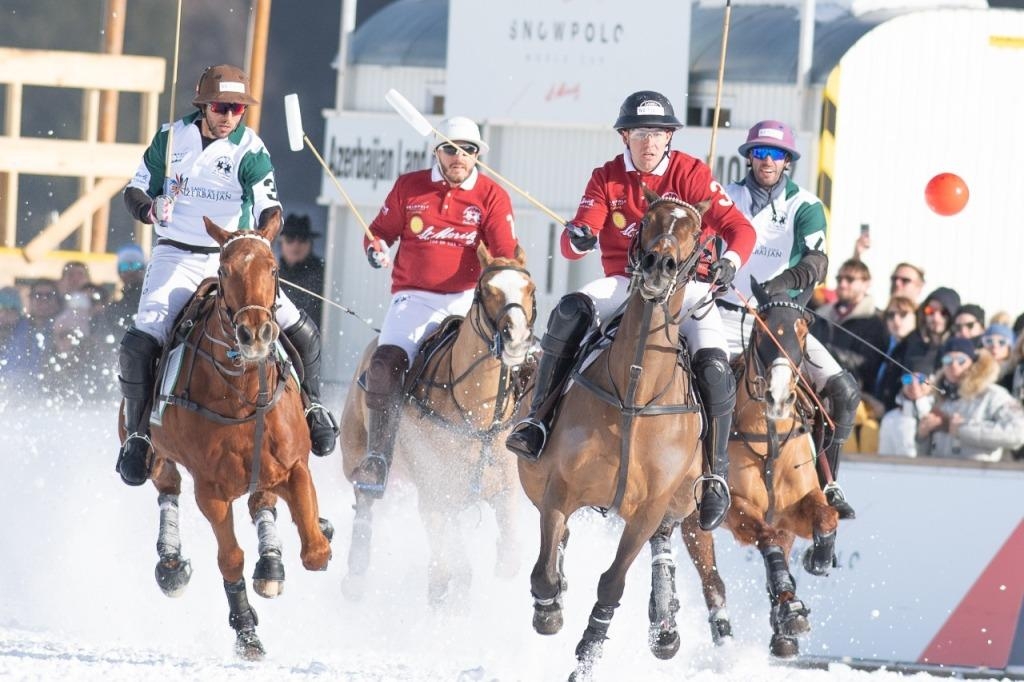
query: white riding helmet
[{"left": 434, "top": 116, "right": 489, "bottom": 155}]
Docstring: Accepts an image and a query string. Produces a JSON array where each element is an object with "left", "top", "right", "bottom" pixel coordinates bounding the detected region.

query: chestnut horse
[
  {"left": 119, "top": 216, "right": 331, "bottom": 659},
  {"left": 340, "top": 244, "right": 536, "bottom": 603},
  {"left": 666, "top": 283, "right": 840, "bottom": 658},
  {"left": 518, "top": 192, "right": 708, "bottom": 681}
]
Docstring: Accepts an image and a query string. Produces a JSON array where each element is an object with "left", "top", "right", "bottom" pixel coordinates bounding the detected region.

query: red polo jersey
[
  {"left": 565, "top": 150, "right": 755, "bottom": 277},
  {"left": 366, "top": 166, "right": 518, "bottom": 294}
]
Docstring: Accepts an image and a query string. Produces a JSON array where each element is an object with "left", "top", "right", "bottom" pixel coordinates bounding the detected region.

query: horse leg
[
  {"left": 761, "top": 535, "right": 810, "bottom": 659},
  {"left": 247, "top": 492, "right": 284, "bottom": 599},
  {"left": 193, "top": 482, "right": 263, "bottom": 658},
  {"left": 647, "top": 519, "right": 681, "bottom": 660},
  {"left": 572, "top": 506, "right": 666, "bottom": 681},
  {"left": 422, "top": 504, "right": 454, "bottom": 607},
  {"left": 151, "top": 459, "right": 191, "bottom": 597},
  {"left": 678, "top": 511, "right": 732, "bottom": 645},
  {"left": 278, "top": 464, "right": 331, "bottom": 572},
  {"left": 530, "top": 506, "right": 569, "bottom": 636},
  {"left": 489, "top": 464, "right": 521, "bottom": 580},
  {"left": 799, "top": 494, "right": 840, "bottom": 577},
  {"left": 342, "top": 491, "right": 374, "bottom": 601}
]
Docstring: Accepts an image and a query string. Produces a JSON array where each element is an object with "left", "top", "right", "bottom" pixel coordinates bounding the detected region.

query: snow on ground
[{"left": 0, "top": 392, "right": 1008, "bottom": 681}]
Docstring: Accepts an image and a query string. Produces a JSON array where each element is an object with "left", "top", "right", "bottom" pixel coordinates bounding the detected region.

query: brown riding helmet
[{"left": 191, "top": 64, "right": 259, "bottom": 106}]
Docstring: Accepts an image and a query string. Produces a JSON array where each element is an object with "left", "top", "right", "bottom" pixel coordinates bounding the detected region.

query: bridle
[
  {"left": 468, "top": 263, "right": 537, "bottom": 361},
  {"left": 626, "top": 197, "right": 704, "bottom": 305},
  {"left": 211, "top": 231, "right": 280, "bottom": 361}
]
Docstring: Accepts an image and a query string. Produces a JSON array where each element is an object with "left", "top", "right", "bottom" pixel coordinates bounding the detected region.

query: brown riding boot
[{"left": 352, "top": 344, "right": 409, "bottom": 498}]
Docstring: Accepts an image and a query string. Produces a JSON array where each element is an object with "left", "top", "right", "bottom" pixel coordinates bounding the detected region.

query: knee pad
[
  {"left": 822, "top": 371, "right": 860, "bottom": 429},
  {"left": 541, "top": 293, "right": 595, "bottom": 357},
  {"left": 283, "top": 310, "right": 319, "bottom": 352},
  {"left": 365, "top": 344, "right": 410, "bottom": 406},
  {"left": 692, "top": 347, "right": 735, "bottom": 417}
]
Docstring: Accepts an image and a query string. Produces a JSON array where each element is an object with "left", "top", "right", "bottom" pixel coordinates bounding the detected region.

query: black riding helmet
[{"left": 613, "top": 91, "right": 683, "bottom": 131}]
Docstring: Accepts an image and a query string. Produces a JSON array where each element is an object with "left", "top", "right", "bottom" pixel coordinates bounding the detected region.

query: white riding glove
[{"left": 147, "top": 195, "right": 174, "bottom": 227}]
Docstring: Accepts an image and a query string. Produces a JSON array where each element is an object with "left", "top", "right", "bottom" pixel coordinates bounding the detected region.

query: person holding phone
[{"left": 719, "top": 120, "right": 859, "bottom": 519}]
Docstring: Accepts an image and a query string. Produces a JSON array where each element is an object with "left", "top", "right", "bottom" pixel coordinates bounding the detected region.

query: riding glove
[
  {"left": 708, "top": 257, "right": 737, "bottom": 288},
  {"left": 366, "top": 238, "right": 390, "bottom": 269},
  {"left": 566, "top": 222, "right": 597, "bottom": 253},
  {"left": 148, "top": 195, "right": 174, "bottom": 227}
]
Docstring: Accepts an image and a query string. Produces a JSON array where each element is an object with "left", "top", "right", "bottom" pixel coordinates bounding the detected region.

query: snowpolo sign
[{"left": 446, "top": 0, "right": 690, "bottom": 125}]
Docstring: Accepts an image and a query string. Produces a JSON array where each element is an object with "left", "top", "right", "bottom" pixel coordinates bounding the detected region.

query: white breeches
[{"left": 377, "top": 288, "right": 476, "bottom": 361}]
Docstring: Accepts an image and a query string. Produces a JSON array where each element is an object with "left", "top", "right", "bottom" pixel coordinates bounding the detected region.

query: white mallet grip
[
  {"left": 284, "top": 93, "right": 305, "bottom": 152},
  {"left": 384, "top": 88, "right": 433, "bottom": 137}
]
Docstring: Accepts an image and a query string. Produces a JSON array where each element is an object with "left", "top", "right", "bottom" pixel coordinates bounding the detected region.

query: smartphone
[{"left": 860, "top": 223, "right": 870, "bottom": 236}]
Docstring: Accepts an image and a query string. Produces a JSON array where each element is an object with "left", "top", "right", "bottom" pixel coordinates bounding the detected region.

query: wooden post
[
  {"left": 91, "top": 0, "right": 127, "bottom": 253},
  {"left": 246, "top": 0, "right": 272, "bottom": 134}
]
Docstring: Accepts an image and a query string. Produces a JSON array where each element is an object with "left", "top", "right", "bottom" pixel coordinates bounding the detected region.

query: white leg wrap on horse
[
  {"left": 254, "top": 508, "right": 283, "bottom": 557},
  {"left": 157, "top": 493, "right": 182, "bottom": 557}
]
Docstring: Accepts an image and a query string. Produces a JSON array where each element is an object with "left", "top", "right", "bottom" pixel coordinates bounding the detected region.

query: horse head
[
  {"left": 474, "top": 242, "right": 536, "bottom": 367},
  {"left": 629, "top": 188, "right": 708, "bottom": 303},
  {"left": 204, "top": 213, "right": 282, "bottom": 363},
  {"left": 749, "top": 278, "right": 815, "bottom": 420}
]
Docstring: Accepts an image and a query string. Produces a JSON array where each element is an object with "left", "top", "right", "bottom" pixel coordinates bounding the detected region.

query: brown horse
[
  {"left": 671, "top": 282, "right": 840, "bottom": 658},
  {"left": 518, "top": 191, "right": 708, "bottom": 681},
  {"left": 340, "top": 244, "right": 536, "bottom": 603},
  {"left": 119, "top": 215, "right": 331, "bottom": 659}
]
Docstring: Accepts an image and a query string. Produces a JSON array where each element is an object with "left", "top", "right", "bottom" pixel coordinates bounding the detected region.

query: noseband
[{"left": 471, "top": 264, "right": 536, "bottom": 360}]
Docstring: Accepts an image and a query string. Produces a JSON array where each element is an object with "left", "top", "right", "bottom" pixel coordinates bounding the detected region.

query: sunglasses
[
  {"left": 118, "top": 261, "right": 145, "bottom": 273},
  {"left": 627, "top": 128, "right": 670, "bottom": 141},
  {"left": 922, "top": 305, "right": 948, "bottom": 317},
  {"left": 885, "top": 309, "right": 911, "bottom": 319},
  {"left": 901, "top": 372, "right": 928, "bottom": 386},
  {"left": 438, "top": 143, "right": 479, "bottom": 156},
  {"left": 750, "top": 147, "right": 788, "bottom": 161},
  {"left": 209, "top": 102, "right": 246, "bottom": 116},
  {"left": 890, "top": 275, "right": 915, "bottom": 285},
  {"left": 953, "top": 321, "right": 981, "bottom": 331},
  {"left": 836, "top": 274, "right": 862, "bottom": 283},
  {"left": 982, "top": 336, "right": 1010, "bottom": 348},
  {"left": 941, "top": 353, "right": 971, "bottom": 366}
]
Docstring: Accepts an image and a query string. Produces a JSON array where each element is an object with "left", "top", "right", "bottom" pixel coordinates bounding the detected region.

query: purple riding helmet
[{"left": 738, "top": 120, "right": 800, "bottom": 161}]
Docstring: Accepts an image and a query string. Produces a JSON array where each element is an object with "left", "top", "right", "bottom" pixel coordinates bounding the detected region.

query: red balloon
[{"left": 924, "top": 173, "right": 969, "bottom": 216}]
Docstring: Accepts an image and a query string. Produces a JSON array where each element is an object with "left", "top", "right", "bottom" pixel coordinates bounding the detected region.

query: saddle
[{"left": 404, "top": 314, "right": 464, "bottom": 398}]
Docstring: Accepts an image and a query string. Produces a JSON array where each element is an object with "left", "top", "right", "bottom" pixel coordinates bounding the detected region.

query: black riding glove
[
  {"left": 566, "top": 222, "right": 597, "bottom": 253},
  {"left": 708, "top": 257, "right": 737, "bottom": 289},
  {"left": 366, "top": 238, "right": 390, "bottom": 269}
]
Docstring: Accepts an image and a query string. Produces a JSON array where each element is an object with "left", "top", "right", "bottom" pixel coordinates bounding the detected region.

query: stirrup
[
  {"left": 117, "top": 432, "right": 153, "bottom": 486},
  {"left": 823, "top": 482, "right": 856, "bottom": 520},
  {"left": 353, "top": 453, "right": 390, "bottom": 499},
  {"left": 305, "top": 403, "right": 339, "bottom": 456},
  {"left": 694, "top": 473, "right": 731, "bottom": 531},
  {"left": 506, "top": 417, "right": 548, "bottom": 461}
]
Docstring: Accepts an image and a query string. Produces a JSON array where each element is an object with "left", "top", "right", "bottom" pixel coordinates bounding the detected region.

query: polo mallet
[
  {"left": 164, "top": 0, "right": 183, "bottom": 195},
  {"left": 706, "top": 0, "right": 733, "bottom": 167},
  {"left": 284, "top": 93, "right": 375, "bottom": 242},
  {"left": 384, "top": 88, "right": 568, "bottom": 225}
]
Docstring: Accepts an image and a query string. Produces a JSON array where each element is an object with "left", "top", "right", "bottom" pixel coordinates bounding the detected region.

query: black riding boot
[
  {"left": 505, "top": 293, "right": 595, "bottom": 461},
  {"left": 693, "top": 348, "right": 736, "bottom": 531},
  {"left": 284, "top": 311, "right": 339, "bottom": 456},
  {"left": 115, "top": 328, "right": 161, "bottom": 486},
  {"left": 352, "top": 344, "right": 409, "bottom": 499},
  {"left": 815, "top": 370, "right": 859, "bottom": 520}
]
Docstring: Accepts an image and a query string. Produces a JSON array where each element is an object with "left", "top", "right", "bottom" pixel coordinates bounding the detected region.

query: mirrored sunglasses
[
  {"left": 438, "top": 143, "right": 479, "bottom": 156},
  {"left": 941, "top": 353, "right": 971, "bottom": 366},
  {"left": 750, "top": 147, "right": 788, "bottom": 161},
  {"left": 118, "top": 261, "right": 145, "bottom": 273},
  {"left": 627, "top": 128, "right": 670, "bottom": 141},
  {"left": 922, "top": 305, "right": 948, "bottom": 317},
  {"left": 209, "top": 102, "right": 246, "bottom": 116},
  {"left": 901, "top": 372, "right": 928, "bottom": 386}
]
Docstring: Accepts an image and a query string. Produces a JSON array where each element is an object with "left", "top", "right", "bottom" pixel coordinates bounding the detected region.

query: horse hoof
[
  {"left": 154, "top": 555, "right": 192, "bottom": 598},
  {"left": 341, "top": 572, "right": 366, "bottom": 602},
  {"left": 648, "top": 628, "right": 680, "bottom": 660},
  {"left": 533, "top": 602, "right": 563, "bottom": 635},
  {"left": 710, "top": 614, "right": 733, "bottom": 646},
  {"left": 235, "top": 630, "right": 266, "bottom": 661},
  {"left": 770, "top": 634, "right": 799, "bottom": 658},
  {"left": 252, "top": 554, "right": 285, "bottom": 599},
  {"left": 802, "top": 545, "right": 835, "bottom": 576},
  {"left": 319, "top": 517, "right": 335, "bottom": 543}
]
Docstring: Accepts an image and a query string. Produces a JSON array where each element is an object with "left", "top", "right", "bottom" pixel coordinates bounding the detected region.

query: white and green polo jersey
[
  {"left": 128, "top": 111, "right": 281, "bottom": 246},
  {"left": 721, "top": 176, "right": 827, "bottom": 305}
]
